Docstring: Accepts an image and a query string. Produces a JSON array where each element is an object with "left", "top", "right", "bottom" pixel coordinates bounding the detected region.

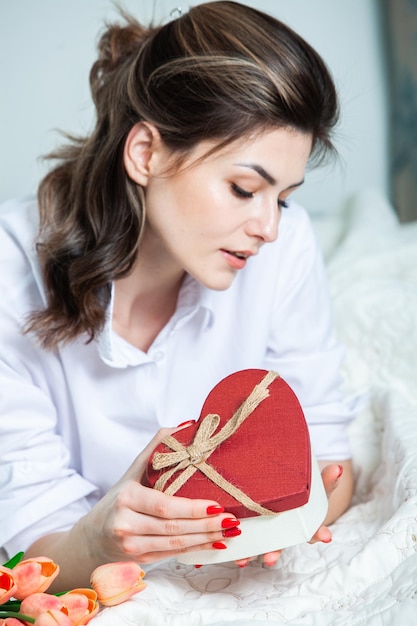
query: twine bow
[{"left": 152, "top": 370, "right": 279, "bottom": 516}]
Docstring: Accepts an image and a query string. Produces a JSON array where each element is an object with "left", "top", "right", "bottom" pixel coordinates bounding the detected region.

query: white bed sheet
[{"left": 91, "top": 189, "right": 417, "bottom": 625}]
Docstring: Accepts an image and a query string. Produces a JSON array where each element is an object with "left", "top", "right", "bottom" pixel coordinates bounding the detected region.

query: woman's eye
[
  {"left": 231, "top": 183, "right": 290, "bottom": 209},
  {"left": 231, "top": 183, "right": 254, "bottom": 199}
]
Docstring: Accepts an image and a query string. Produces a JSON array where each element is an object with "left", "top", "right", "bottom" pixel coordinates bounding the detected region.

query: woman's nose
[{"left": 245, "top": 202, "right": 280, "bottom": 243}]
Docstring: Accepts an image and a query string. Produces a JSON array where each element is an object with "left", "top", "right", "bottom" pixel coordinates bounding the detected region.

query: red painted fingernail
[
  {"left": 221, "top": 517, "right": 240, "bottom": 529},
  {"left": 238, "top": 563, "right": 248, "bottom": 568},
  {"left": 194, "top": 564, "right": 203, "bottom": 568},
  {"left": 176, "top": 420, "right": 196, "bottom": 428},
  {"left": 222, "top": 527, "right": 242, "bottom": 538},
  {"left": 207, "top": 505, "right": 225, "bottom": 515},
  {"left": 322, "top": 536, "right": 332, "bottom": 544},
  {"left": 337, "top": 465, "right": 344, "bottom": 479},
  {"left": 212, "top": 541, "right": 227, "bottom": 550}
]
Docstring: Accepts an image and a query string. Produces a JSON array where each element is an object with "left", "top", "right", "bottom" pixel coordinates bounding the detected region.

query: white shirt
[{"left": 0, "top": 197, "right": 354, "bottom": 555}]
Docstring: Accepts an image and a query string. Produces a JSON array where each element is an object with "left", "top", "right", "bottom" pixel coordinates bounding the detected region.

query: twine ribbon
[{"left": 152, "top": 370, "right": 279, "bottom": 515}]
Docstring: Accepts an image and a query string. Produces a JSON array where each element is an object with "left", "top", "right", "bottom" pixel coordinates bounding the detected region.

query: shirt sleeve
[
  {"left": 0, "top": 205, "right": 99, "bottom": 550},
  {"left": 263, "top": 206, "right": 356, "bottom": 460},
  {"left": 0, "top": 335, "right": 100, "bottom": 550},
  {"left": 0, "top": 323, "right": 100, "bottom": 550}
]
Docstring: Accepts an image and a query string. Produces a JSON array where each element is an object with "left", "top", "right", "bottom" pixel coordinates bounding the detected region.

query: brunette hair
[{"left": 27, "top": 0, "right": 339, "bottom": 348}]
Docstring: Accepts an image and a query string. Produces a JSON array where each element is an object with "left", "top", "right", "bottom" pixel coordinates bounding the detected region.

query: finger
[
  {"left": 131, "top": 539, "right": 223, "bottom": 565},
  {"left": 124, "top": 427, "right": 179, "bottom": 480},
  {"left": 309, "top": 524, "right": 332, "bottom": 544},
  {"left": 112, "top": 504, "right": 240, "bottom": 539},
  {"left": 235, "top": 551, "right": 283, "bottom": 568},
  {"left": 125, "top": 422, "right": 198, "bottom": 481},
  {"left": 261, "top": 550, "right": 282, "bottom": 567},
  {"left": 125, "top": 480, "right": 228, "bottom": 522},
  {"left": 114, "top": 531, "right": 232, "bottom": 562},
  {"left": 320, "top": 463, "right": 344, "bottom": 498}
]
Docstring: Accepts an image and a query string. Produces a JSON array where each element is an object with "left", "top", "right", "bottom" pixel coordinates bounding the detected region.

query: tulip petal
[
  {"left": 13, "top": 558, "right": 60, "bottom": 600},
  {"left": 34, "top": 609, "right": 74, "bottom": 626},
  {"left": 90, "top": 562, "right": 146, "bottom": 607},
  {"left": 62, "top": 589, "right": 99, "bottom": 625},
  {"left": 20, "top": 592, "right": 67, "bottom": 619},
  {"left": 64, "top": 588, "right": 97, "bottom": 602},
  {"left": 0, "top": 567, "right": 18, "bottom": 604}
]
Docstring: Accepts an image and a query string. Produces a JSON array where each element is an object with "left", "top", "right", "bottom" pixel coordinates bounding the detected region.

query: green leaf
[
  {"left": 2, "top": 551, "right": 24, "bottom": 568},
  {"left": 0, "top": 600, "right": 22, "bottom": 611}
]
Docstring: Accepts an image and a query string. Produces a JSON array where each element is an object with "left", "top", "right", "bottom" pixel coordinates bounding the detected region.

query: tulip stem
[{"left": 0, "top": 610, "right": 35, "bottom": 623}]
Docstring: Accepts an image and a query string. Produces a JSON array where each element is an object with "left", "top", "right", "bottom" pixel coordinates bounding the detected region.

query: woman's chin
[{"left": 195, "top": 269, "right": 237, "bottom": 292}]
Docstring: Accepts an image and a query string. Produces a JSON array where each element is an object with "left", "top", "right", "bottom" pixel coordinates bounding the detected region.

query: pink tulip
[
  {"left": 60, "top": 589, "right": 99, "bottom": 625},
  {"left": 20, "top": 592, "right": 68, "bottom": 620},
  {"left": 0, "top": 566, "right": 17, "bottom": 604},
  {"left": 0, "top": 618, "right": 26, "bottom": 625},
  {"left": 12, "top": 558, "right": 60, "bottom": 600},
  {"left": 33, "top": 609, "right": 73, "bottom": 626},
  {"left": 90, "top": 561, "right": 146, "bottom": 607}
]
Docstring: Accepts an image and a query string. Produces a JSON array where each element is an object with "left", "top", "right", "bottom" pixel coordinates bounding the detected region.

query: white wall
[{"left": 0, "top": 0, "right": 388, "bottom": 214}]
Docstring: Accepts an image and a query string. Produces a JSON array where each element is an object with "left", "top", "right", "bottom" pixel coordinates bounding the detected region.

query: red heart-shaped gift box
[{"left": 144, "top": 369, "right": 311, "bottom": 518}]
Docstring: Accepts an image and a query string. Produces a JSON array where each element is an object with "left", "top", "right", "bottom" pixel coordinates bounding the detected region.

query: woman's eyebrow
[
  {"left": 235, "top": 163, "right": 276, "bottom": 185},
  {"left": 234, "top": 163, "right": 304, "bottom": 189}
]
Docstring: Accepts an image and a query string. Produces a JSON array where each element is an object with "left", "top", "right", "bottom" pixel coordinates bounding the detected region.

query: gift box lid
[{"left": 144, "top": 369, "right": 312, "bottom": 518}]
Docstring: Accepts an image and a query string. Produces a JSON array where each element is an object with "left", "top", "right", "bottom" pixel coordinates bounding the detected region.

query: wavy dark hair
[{"left": 27, "top": 0, "right": 339, "bottom": 348}]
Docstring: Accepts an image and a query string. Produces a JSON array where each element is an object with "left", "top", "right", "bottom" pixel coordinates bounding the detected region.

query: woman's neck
[{"left": 112, "top": 251, "right": 185, "bottom": 353}]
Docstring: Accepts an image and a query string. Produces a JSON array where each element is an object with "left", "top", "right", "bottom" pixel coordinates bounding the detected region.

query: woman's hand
[
  {"left": 25, "top": 426, "right": 241, "bottom": 591},
  {"left": 234, "top": 460, "right": 354, "bottom": 568},
  {"left": 81, "top": 426, "right": 241, "bottom": 565}
]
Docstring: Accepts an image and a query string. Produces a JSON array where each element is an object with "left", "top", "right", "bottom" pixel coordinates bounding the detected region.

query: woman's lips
[{"left": 220, "top": 249, "right": 252, "bottom": 270}]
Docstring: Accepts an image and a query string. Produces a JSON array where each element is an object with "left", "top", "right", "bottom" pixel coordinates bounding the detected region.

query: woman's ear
[{"left": 123, "top": 122, "right": 162, "bottom": 186}]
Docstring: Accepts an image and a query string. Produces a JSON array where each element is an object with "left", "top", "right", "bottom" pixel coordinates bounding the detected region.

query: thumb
[
  {"left": 124, "top": 420, "right": 197, "bottom": 482},
  {"left": 122, "top": 427, "right": 175, "bottom": 481}
]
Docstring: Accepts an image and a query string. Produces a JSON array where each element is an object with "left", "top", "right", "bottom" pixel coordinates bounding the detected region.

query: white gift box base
[{"left": 177, "top": 453, "right": 328, "bottom": 565}]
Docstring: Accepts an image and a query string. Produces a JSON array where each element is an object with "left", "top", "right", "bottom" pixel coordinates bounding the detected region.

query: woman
[{"left": 0, "top": 1, "right": 354, "bottom": 590}]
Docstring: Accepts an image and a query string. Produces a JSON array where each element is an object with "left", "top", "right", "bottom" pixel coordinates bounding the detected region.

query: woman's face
[{"left": 142, "top": 127, "right": 312, "bottom": 291}]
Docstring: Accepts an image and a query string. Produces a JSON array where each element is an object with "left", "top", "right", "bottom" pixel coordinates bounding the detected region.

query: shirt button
[{"left": 153, "top": 351, "right": 164, "bottom": 362}]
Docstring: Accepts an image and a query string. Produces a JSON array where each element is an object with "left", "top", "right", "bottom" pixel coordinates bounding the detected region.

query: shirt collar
[{"left": 96, "top": 275, "right": 214, "bottom": 368}]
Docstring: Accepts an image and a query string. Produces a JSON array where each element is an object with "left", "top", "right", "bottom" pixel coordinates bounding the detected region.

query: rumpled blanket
[{"left": 93, "top": 189, "right": 417, "bottom": 625}]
